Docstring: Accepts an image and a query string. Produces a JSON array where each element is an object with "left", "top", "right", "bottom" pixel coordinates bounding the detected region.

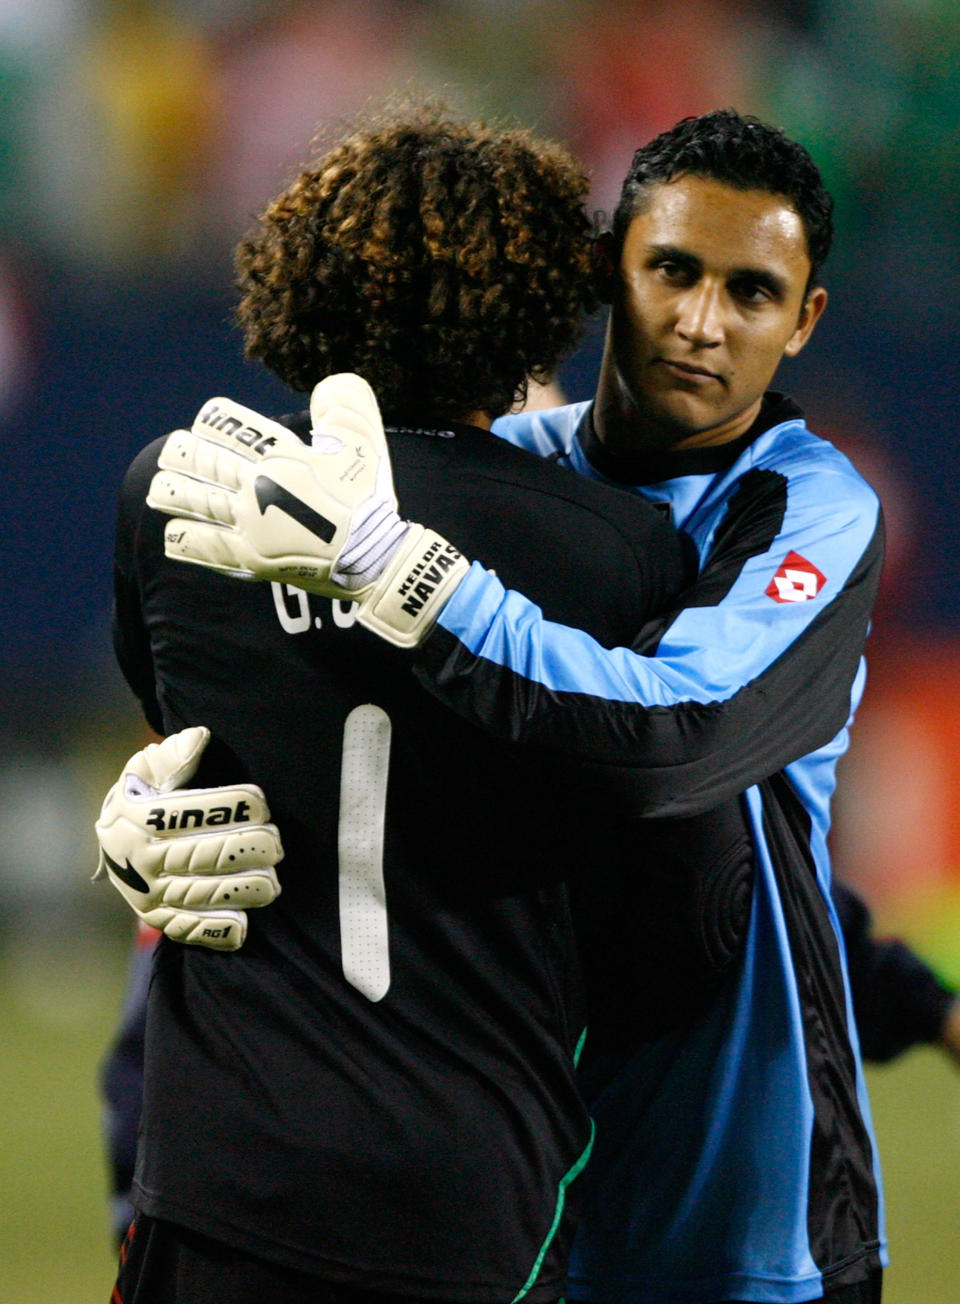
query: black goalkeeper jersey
[{"left": 114, "top": 414, "right": 686, "bottom": 1302}]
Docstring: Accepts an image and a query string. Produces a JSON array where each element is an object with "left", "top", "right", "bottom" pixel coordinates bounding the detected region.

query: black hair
[{"left": 612, "top": 108, "right": 834, "bottom": 288}]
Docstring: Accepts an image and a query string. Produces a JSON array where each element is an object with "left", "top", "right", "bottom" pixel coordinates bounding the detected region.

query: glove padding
[
  {"left": 147, "top": 373, "right": 469, "bottom": 648},
  {"left": 94, "top": 726, "right": 283, "bottom": 951}
]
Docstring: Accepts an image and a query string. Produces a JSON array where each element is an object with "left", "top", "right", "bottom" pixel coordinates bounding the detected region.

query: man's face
[{"left": 600, "top": 174, "right": 827, "bottom": 452}]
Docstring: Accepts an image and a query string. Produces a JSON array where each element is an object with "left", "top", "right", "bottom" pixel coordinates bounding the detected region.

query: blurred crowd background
[{"left": 1, "top": 1, "right": 958, "bottom": 1299}]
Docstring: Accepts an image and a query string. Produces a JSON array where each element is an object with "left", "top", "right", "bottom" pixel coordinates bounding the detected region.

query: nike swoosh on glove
[
  {"left": 94, "top": 726, "right": 283, "bottom": 950},
  {"left": 147, "top": 373, "right": 469, "bottom": 647}
]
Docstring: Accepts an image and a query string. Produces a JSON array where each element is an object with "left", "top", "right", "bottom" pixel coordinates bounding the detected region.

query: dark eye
[
  {"left": 731, "top": 277, "right": 776, "bottom": 305},
  {"left": 655, "top": 258, "right": 695, "bottom": 285}
]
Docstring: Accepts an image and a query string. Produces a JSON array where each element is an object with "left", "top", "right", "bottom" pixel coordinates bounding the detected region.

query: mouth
[{"left": 657, "top": 358, "right": 721, "bottom": 383}]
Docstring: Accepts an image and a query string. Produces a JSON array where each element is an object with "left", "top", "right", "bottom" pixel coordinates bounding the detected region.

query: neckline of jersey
[{"left": 578, "top": 391, "right": 804, "bottom": 485}]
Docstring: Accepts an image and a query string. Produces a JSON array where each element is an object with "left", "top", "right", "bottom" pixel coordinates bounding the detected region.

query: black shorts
[{"left": 112, "top": 1214, "right": 560, "bottom": 1304}]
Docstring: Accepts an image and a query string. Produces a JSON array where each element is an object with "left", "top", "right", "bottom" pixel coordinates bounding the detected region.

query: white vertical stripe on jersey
[{"left": 338, "top": 703, "right": 392, "bottom": 1001}]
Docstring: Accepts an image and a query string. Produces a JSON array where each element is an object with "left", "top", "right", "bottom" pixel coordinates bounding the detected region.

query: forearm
[{"left": 414, "top": 556, "right": 877, "bottom": 818}]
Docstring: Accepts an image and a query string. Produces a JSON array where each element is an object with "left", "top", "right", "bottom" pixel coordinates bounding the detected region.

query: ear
[
  {"left": 783, "top": 285, "right": 828, "bottom": 358},
  {"left": 592, "top": 231, "right": 618, "bottom": 304}
]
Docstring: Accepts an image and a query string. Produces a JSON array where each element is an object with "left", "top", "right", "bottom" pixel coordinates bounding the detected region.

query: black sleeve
[
  {"left": 834, "top": 879, "right": 956, "bottom": 1062},
  {"left": 112, "top": 441, "right": 165, "bottom": 734}
]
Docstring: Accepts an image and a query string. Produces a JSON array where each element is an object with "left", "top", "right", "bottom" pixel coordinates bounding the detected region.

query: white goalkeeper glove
[
  {"left": 94, "top": 726, "right": 283, "bottom": 951},
  {"left": 147, "top": 372, "right": 469, "bottom": 648}
]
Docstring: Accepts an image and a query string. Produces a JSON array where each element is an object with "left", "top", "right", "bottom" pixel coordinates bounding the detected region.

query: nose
[{"left": 675, "top": 280, "right": 724, "bottom": 348}]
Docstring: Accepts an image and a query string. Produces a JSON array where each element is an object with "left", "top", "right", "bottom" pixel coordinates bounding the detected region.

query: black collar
[
  {"left": 280, "top": 410, "right": 484, "bottom": 442},
  {"left": 578, "top": 392, "right": 805, "bottom": 485}
]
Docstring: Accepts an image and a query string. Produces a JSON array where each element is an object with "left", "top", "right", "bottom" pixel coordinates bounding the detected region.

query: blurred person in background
[
  {"left": 142, "top": 108, "right": 888, "bottom": 1304},
  {"left": 92, "top": 101, "right": 690, "bottom": 1304},
  {"left": 833, "top": 883, "right": 960, "bottom": 1068},
  {"left": 71, "top": 0, "right": 215, "bottom": 266}
]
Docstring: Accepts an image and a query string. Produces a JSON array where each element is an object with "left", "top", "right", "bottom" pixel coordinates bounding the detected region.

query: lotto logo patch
[{"left": 765, "top": 551, "right": 827, "bottom": 603}]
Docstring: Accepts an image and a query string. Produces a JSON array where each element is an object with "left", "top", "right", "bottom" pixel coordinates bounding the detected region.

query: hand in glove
[
  {"left": 95, "top": 727, "right": 282, "bottom": 951},
  {"left": 148, "top": 373, "right": 469, "bottom": 647}
]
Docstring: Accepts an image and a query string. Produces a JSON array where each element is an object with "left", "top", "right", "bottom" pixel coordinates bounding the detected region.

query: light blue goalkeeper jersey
[{"left": 411, "top": 396, "right": 887, "bottom": 1302}]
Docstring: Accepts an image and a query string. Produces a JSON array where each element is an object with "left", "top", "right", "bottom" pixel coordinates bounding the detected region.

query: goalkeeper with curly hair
[{"left": 98, "top": 102, "right": 687, "bottom": 1304}]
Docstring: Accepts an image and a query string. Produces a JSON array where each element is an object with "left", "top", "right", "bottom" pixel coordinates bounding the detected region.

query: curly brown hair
[{"left": 234, "top": 102, "right": 597, "bottom": 422}]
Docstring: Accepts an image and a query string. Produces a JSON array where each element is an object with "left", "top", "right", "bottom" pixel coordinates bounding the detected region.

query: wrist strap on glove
[{"left": 356, "top": 525, "right": 469, "bottom": 648}]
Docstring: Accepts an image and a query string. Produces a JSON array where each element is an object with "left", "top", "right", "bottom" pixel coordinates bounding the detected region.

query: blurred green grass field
[
  {"left": 0, "top": 936, "right": 126, "bottom": 1304},
  {"left": 1, "top": 937, "right": 958, "bottom": 1304}
]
